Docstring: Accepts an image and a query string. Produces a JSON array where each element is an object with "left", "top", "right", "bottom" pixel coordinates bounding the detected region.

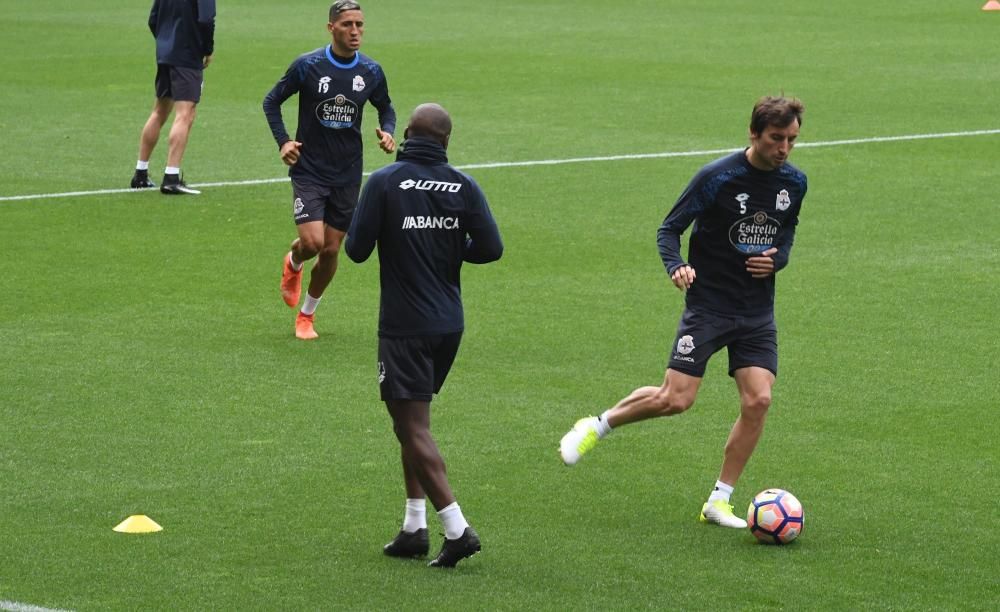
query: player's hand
[
  {"left": 671, "top": 264, "right": 696, "bottom": 291},
  {"left": 280, "top": 140, "right": 303, "bottom": 166},
  {"left": 746, "top": 247, "right": 778, "bottom": 278},
  {"left": 203, "top": 54, "right": 213, "bottom": 68},
  {"left": 376, "top": 128, "right": 396, "bottom": 154}
]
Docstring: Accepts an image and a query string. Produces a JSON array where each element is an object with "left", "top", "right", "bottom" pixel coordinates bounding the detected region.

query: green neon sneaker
[
  {"left": 699, "top": 500, "right": 748, "bottom": 529},
  {"left": 559, "top": 417, "right": 601, "bottom": 465}
]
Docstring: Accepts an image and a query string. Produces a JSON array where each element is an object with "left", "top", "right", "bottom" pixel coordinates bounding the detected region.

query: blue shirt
[
  {"left": 658, "top": 149, "right": 808, "bottom": 316},
  {"left": 263, "top": 46, "right": 396, "bottom": 187},
  {"left": 345, "top": 137, "right": 504, "bottom": 337}
]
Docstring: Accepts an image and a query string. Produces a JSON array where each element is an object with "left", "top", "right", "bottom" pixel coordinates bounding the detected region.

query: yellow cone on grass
[{"left": 113, "top": 514, "right": 163, "bottom": 533}]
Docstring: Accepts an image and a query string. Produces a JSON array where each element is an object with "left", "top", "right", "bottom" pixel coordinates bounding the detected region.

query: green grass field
[{"left": 2, "top": 1, "right": 998, "bottom": 609}]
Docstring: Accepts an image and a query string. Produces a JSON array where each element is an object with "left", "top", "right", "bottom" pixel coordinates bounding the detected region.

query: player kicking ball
[{"left": 559, "top": 96, "right": 809, "bottom": 530}]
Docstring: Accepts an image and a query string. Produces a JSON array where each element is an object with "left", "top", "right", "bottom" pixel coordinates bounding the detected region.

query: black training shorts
[
  {"left": 290, "top": 180, "right": 360, "bottom": 231},
  {"left": 668, "top": 307, "right": 778, "bottom": 378},
  {"left": 377, "top": 332, "right": 463, "bottom": 402},
  {"left": 155, "top": 64, "right": 203, "bottom": 103}
]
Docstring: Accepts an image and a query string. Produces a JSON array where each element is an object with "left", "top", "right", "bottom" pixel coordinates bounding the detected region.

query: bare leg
[
  {"left": 306, "top": 226, "right": 345, "bottom": 299},
  {"left": 401, "top": 447, "right": 426, "bottom": 500},
  {"left": 138, "top": 98, "right": 173, "bottom": 162},
  {"left": 165, "top": 100, "right": 197, "bottom": 169},
  {"left": 385, "top": 399, "right": 455, "bottom": 511},
  {"left": 718, "top": 366, "right": 774, "bottom": 486},
  {"left": 605, "top": 369, "right": 702, "bottom": 428}
]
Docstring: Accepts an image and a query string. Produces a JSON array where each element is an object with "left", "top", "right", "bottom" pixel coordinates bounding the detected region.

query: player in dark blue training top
[
  {"left": 560, "top": 96, "right": 808, "bottom": 530},
  {"left": 131, "top": 0, "right": 216, "bottom": 195},
  {"left": 263, "top": 0, "right": 396, "bottom": 340},
  {"left": 346, "top": 103, "right": 503, "bottom": 568}
]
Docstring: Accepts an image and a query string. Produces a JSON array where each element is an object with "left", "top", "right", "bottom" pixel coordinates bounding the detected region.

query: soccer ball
[{"left": 747, "top": 488, "right": 804, "bottom": 544}]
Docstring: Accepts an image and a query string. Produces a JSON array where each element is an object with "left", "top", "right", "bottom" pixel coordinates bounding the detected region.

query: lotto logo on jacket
[
  {"left": 401, "top": 216, "right": 460, "bottom": 230},
  {"left": 398, "top": 179, "right": 462, "bottom": 193}
]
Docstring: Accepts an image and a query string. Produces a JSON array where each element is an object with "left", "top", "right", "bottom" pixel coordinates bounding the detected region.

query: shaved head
[{"left": 404, "top": 103, "right": 452, "bottom": 148}]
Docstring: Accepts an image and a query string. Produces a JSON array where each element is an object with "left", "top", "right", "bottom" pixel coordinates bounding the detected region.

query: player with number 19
[{"left": 263, "top": 0, "right": 396, "bottom": 340}]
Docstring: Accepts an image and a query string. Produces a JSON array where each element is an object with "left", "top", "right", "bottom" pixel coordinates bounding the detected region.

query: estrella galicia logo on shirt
[
  {"left": 729, "top": 211, "right": 781, "bottom": 255},
  {"left": 775, "top": 189, "right": 791, "bottom": 211},
  {"left": 316, "top": 94, "right": 358, "bottom": 128},
  {"left": 352, "top": 75, "right": 365, "bottom": 92}
]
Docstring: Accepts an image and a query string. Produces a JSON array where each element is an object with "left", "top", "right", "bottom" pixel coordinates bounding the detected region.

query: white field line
[
  {"left": 2, "top": 128, "right": 998, "bottom": 203},
  {"left": 0, "top": 601, "right": 74, "bottom": 612}
]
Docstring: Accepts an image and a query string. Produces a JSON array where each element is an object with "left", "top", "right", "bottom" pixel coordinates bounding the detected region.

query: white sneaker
[
  {"left": 559, "top": 417, "right": 600, "bottom": 466},
  {"left": 699, "top": 500, "right": 748, "bottom": 528}
]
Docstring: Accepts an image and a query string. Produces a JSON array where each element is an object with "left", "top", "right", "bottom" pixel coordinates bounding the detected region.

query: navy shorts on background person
[
  {"left": 155, "top": 64, "right": 203, "bottom": 103},
  {"left": 668, "top": 308, "right": 778, "bottom": 378},
  {"left": 291, "top": 180, "right": 361, "bottom": 230},
  {"left": 378, "top": 333, "right": 463, "bottom": 401}
]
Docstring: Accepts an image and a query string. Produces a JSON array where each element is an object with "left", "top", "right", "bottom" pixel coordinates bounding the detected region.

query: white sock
[
  {"left": 708, "top": 480, "right": 734, "bottom": 503},
  {"left": 165, "top": 166, "right": 180, "bottom": 176},
  {"left": 136, "top": 160, "right": 149, "bottom": 171},
  {"left": 288, "top": 251, "right": 303, "bottom": 271},
  {"left": 596, "top": 411, "right": 613, "bottom": 438},
  {"left": 437, "top": 502, "right": 469, "bottom": 540},
  {"left": 300, "top": 294, "right": 321, "bottom": 316},
  {"left": 402, "top": 498, "right": 426, "bottom": 533}
]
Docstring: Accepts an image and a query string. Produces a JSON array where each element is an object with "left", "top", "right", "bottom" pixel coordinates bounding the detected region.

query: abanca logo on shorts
[{"left": 398, "top": 179, "right": 462, "bottom": 193}]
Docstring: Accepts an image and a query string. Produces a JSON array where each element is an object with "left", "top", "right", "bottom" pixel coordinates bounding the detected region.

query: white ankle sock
[
  {"left": 136, "top": 160, "right": 149, "bottom": 171},
  {"left": 402, "top": 498, "right": 426, "bottom": 532},
  {"left": 165, "top": 166, "right": 180, "bottom": 175},
  {"left": 437, "top": 502, "right": 469, "bottom": 540},
  {"left": 708, "top": 480, "right": 734, "bottom": 503},
  {"left": 596, "top": 411, "right": 613, "bottom": 438},
  {"left": 300, "top": 294, "right": 321, "bottom": 316}
]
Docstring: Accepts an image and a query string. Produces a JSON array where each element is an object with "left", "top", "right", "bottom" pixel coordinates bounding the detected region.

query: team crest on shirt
[
  {"left": 353, "top": 75, "right": 366, "bottom": 92},
  {"left": 775, "top": 189, "right": 791, "bottom": 211}
]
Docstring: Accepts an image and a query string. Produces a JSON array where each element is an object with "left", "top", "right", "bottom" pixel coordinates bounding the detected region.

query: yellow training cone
[{"left": 113, "top": 514, "right": 163, "bottom": 533}]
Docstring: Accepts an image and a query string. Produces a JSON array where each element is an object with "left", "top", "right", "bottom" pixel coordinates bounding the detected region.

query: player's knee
[
  {"left": 652, "top": 389, "right": 694, "bottom": 416},
  {"left": 741, "top": 392, "right": 771, "bottom": 420},
  {"left": 298, "top": 236, "right": 323, "bottom": 258}
]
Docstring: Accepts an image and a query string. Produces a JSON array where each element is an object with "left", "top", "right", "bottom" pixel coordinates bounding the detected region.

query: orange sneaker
[
  {"left": 281, "top": 253, "right": 302, "bottom": 307},
  {"left": 295, "top": 312, "right": 319, "bottom": 340}
]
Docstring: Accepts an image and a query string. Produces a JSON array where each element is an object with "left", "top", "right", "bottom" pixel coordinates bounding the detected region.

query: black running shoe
[
  {"left": 130, "top": 170, "right": 156, "bottom": 189},
  {"left": 428, "top": 527, "right": 481, "bottom": 568},
  {"left": 383, "top": 528, "right": 429, "bottom": 558},
  {"left": 160, "top": 174, "right": 201, "bottom": 195}
]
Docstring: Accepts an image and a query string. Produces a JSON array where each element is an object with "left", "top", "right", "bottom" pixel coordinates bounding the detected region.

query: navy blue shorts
[
  {"left": 155, "top": 64, "right": 203, "bottom": 103},
  {"left": 668, "top": 308, "right": 778, "bottom": 378},
  {"left": 377, "top": 332, "right": 463, "bottom": 401},
  {"left": 291, "top": 180, "right": 360, "bottom": 231}
]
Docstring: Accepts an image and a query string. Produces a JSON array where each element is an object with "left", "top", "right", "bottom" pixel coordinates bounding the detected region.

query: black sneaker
[
  {"left": 383, "top": 528, "right": 429, "bottom": 558},
  {"left": 130, "top": 170, "right": 156, "bottom": 189},
  {"left": 428, "top": 527, "right": 481, "bottom": 568},
  {"left": 160, "top": 173, "right": 201, "bottom": 195}
]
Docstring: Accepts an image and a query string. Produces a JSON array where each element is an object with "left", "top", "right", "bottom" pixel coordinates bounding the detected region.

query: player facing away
[
  {"left": 559, "top": 96, "right": 808, "bottom": 529},
  {"left": 345, "top": 103, "right": 503, "bottom": 567},
  {"left": 131, "top": 0, "right": 215, "bottom": 195},
  {"left": 262, "top": 0, "right": 396, "bottom": 340}
]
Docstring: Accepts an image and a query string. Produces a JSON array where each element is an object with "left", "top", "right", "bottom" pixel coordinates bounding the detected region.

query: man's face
[
  {"left": 749, "top": 120, "right": 800, "bottom": 170},
  {"left": 328, "top": 10, "right": 364, "bottom": 55}
]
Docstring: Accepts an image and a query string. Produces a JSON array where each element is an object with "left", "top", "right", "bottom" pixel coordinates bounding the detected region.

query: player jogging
[
  {"left": 262, "top": 0, "right": 396, "bottom": 339},
  {"left": 345, "top": 103, "right": 503, "bottom": 568},
  {"left": 559, "top": 96, "right": 808, "bottom": 530}
]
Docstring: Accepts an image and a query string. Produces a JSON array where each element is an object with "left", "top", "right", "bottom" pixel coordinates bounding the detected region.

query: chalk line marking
[{"left": 2, "top": 128, "right": 998, "bottom": 203}]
